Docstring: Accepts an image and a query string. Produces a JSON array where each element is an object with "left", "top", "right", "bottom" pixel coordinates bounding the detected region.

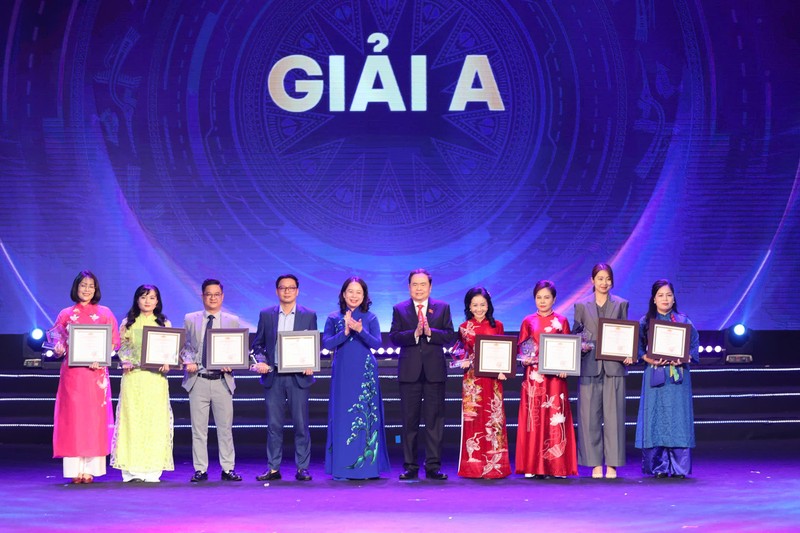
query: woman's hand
[
  {"left": 185, "top": 363, "right": 198, "bottom": 373},
  {"left": 460, "top": 359, "right": 471, "bottom": 369},
  {"left": 54, "top": 342, "right": 66, "bottom": 356},
  {"left": 343, "top": 311, "right": 352, "bottom": 336},
  {"left": 557, "top": 372, "right": 567, "bottom": 379},
  {"left": 623, "top": 357, "right": 633, "bottom": 365},
  {"left": 89, "top": 362, "right": 100, "bottom": 370},
  {"left": 159, "top": 364, "right": 170, "bottom": 374},
  {"left": 498, "top": 372, "right": 507, "bottom": 381}
]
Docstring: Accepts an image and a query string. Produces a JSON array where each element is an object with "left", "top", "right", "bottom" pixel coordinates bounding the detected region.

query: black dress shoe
[
  {"left": 221, "top": 470, "right": 243, "bottom": 481},
  {"left": 425, "top": 470, "right": 448, "bottom": 480},
  {"left": 256, "top": 470, "right": 281, "bottom": 481},
  {"left": 190, "top": 471, "right": 208, "bottom": 483},
  {"left": 671, "top": 474, "right": 686, "bottom": 479},
  {"left": 295, "top": 468, "right": 312, "bottom": 481},
  {"left": 654, "top": 472, "right": 668, "bottom": 479},
  {"left": 399, "top": 470, "right": 419, "bottom": 480}
]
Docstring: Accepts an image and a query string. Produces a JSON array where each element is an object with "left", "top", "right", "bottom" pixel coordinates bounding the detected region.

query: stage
[{"left": 2, "top": 440, "right": 798, "bottom": 532}]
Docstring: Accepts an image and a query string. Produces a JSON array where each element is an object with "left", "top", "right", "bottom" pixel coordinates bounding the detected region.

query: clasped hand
[
  {"left": 343, "top": 310, "right": 363, "bottom": 336},
  {"left": 415, "top": 317, "right": 431, "bottom": 338}
]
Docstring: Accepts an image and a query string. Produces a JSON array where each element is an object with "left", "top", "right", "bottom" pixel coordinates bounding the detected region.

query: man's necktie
[{"left": 202, "top": 314, "right": 215, "bottom": 369}]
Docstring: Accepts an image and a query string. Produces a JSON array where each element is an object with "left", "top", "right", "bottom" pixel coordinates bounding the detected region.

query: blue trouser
[
  {"left": 265, "top": 374, "right": 311, "bottom": 471},
  {"left": 642, "top": 447, "right": 692, "bottom": 476}
]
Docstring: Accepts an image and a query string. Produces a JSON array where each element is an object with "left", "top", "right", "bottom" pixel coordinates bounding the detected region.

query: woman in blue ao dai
[
  {"left": 635, "top": 279, "right": 699, "bottom": 479},
  {"left": 323, "top": 277, "right": 390, "bottom": 479}
]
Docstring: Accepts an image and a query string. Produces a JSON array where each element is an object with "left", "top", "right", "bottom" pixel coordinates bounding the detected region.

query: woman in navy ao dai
[
  {"left": 323, "top": 277, "right": 390, "bottom": 479},
  {"left": 635, "top": 279, "right": 699, "bottom": 478}
]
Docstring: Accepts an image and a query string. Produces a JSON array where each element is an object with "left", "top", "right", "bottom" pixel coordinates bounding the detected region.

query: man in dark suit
[
  {"left": 251, "top": 274, "right": 318, "bottom": 482},
  {"left": 389, "top": 268, "right": 455, "bottom": 480}
]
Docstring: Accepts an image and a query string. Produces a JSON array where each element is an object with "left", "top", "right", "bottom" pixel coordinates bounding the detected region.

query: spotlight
[
  {"left": 377, "top": 347, "right": 385, "bottom": 355},
  {"left": 714, "top": 345, "right": 722, "bottom": 353},
  {"left": 704, "top": 345, "right": 712, "bottom": 353},
  {"left": 725, "top": 323, "right": 753, "bottom": 363},
  {"left": 698, "top": 346, "right": 704, "bottom": 353},
  {"left": 26, "top": 327, "right": 46, "bottom": 352}
]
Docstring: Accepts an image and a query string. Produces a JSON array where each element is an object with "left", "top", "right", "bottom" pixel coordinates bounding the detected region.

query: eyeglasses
[
  {"left": 277, "top": 286, "right": 298, "bottom": 292},
  {"left": 203, "top": 292, "right": 223, "bottom": 298}
]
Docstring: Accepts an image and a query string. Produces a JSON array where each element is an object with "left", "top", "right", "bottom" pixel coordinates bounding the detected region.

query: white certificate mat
[
  {"left": 648, "top": 320, "right": 690, "bottom": 362},
  {"left": 538, "top": 334, "right": 581, "bottom": 376},
  {"left": 474, "top": 335, "right": 517, "bottom": 378},
  {"left": 277, "top": 331, "right": 320, "bottom": 372},
  {"left": 141, "top": 326, "right": 185, "bottom": 369},
  {"left": 597, "top": 318, "right": 640, "bottom": 361},
  {"left": 68, "top": 324, "right": 113, "bottom": 367},
  {"left": 205, "top": 328, "right": 250, "bottom": 370}
]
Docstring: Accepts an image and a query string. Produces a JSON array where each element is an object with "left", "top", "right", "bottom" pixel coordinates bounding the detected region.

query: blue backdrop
[{"left": 1, "top": 0, "right": 798, "bottom": 333}]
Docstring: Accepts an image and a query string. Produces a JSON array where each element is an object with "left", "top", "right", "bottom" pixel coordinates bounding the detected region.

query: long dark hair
[
  {"left": 124, "top": 284, "right": 168, "bottom": 327},
  {"left": 643, "top": 279, "right": 681, "bottom": 334},
  {"left": 70, "top": 270, "right": 102, "bottom": 304},
  {"left": 338, "top": 277, "right": 371, "bottom": 313},
  {"left": 463, "top": 287, "right": 496, "bottom": 328}
]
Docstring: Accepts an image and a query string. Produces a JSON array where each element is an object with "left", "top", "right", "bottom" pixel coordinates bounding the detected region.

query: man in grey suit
[
  {"left": 251, "top": 274, "right": 318, "bottom": 482},
  {"left": 181, "top": 278, "right": 242, "bottom": 482}
]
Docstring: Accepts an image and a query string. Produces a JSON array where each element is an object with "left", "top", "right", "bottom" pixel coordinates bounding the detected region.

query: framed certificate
[
  {"left": 205, "top": 328, "right": 250, "bottom": 370},
  {"left": 474, "top": 335, "right": 517, "bottom": 378},
  {"left": 647, "top": 320, "right": 691, "bottom": 363},
  {"left": 277, "top": 330, "right": 320, "bottom": 373},
  {"left": 141, "top": 326, "right": 185, "bottom": 370},
  {"left": 538, "top": 334, "right": 581, "bottom": 376},
  {"left": 596, "top": 318, "right": 640, "bottom": 362},
  {"left": 68, "top": 324, "right": 113, "bottom": 367}
]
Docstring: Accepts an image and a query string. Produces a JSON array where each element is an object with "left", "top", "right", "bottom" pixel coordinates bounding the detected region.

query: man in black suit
[
  {"left": 389, "top": 268, "right": 455, "bottom": 480},
  {"left": 251, "top": 274, "right": 318, "bottom": 482}
]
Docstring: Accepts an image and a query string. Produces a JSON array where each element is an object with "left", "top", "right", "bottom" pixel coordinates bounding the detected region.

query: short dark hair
[
  {"left": 533, "top": 279, "right": 557, "bottom": 299},
  {"left": 408, "top": 268, "right": 432, "bottom": 284},
  {"left": 463, "top": 287, "right": 496, "bottom": 328},
  {"left": 202, "top": 278, "right": 223, "bottom": 293},
  {"left": 591, "top": 263, "right": 614, "bottom": 292},
  {"left": 70, "top": 270, "right": 101, "bottom": 304},
  {"left": 338, "top": 277, "right": 372, "bottom": 313},
  {"left": 275, "top": 274, "right": 299, "bottom": 289}
]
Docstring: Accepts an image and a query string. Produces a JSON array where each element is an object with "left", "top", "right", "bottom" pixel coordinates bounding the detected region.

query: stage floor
[{"left": 2, "top": 440, "right": 798, "bottom": 532}]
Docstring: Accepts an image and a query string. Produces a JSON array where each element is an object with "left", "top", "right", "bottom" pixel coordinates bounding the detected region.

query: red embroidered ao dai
[
  {"left": 515, "top": 312, "right": 578, "bottom": 477},
  {"left": 457, "top": 318, "right": 511, "bottom": 478},
  {"left": 52, "top": 304, "right": 119, "bottom": 459}
]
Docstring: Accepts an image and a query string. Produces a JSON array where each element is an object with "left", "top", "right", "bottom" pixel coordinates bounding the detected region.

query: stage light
[
  {"left": 705, "top": 345, "right": 712, "bottom": 353},
  {"left": 26, "top": 327, "right": 46, "bottom": 352},
  {"left": 714, "top": 346, "right": 722, "bottom": 353},
  {"left": 377, "top": 347, "right": 385, "bottom": 355},
  {"left": 386, "top": 347, "right": 394, "bottom": 355},
  {"left": 698, "top": 346, "right": 704, "bottom": 353},
  {"left": 725, "top": 323, "right": 753, "bottom": 363}
]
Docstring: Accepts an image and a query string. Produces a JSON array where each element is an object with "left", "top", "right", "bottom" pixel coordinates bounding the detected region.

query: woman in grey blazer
[{"left": 573, "top": 263, "right": 631, "bottom": 479}]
